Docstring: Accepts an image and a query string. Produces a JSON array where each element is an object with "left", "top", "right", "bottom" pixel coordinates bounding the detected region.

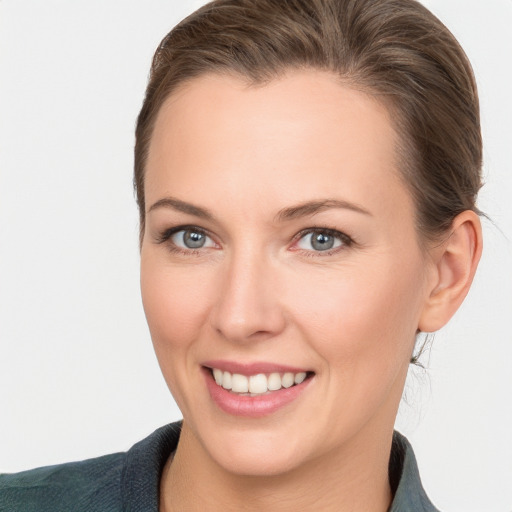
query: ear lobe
[{"left": 418, "top": 210, "right": 483, "bottom": 333}]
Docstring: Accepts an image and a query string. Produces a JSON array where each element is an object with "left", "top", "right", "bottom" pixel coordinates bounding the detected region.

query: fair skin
[{"left": 140, "top": 70, "right": 482, "bottom": 511}]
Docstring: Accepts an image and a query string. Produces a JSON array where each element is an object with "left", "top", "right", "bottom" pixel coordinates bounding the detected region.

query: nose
[{"left": 209, "top": 249, "right": 286, "bottom": 344}]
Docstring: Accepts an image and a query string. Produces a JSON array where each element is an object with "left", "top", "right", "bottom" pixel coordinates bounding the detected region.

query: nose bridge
[{"left": 211, "top": 242, "right": 285, "bottom": 342}]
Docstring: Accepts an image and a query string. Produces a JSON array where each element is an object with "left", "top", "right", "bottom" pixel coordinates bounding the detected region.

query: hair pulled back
[{"left": 134, "top": 0, "right": 482, "bottom": 245}]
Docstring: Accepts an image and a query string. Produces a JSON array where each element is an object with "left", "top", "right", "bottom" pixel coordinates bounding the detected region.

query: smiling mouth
[{"left": 208, "top": 368, "right": 313, "bottom": 396}]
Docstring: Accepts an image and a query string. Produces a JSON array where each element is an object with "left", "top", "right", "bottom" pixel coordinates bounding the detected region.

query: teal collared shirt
[{"left": 0, "top": 422, "right": 439, "bottom": 511}]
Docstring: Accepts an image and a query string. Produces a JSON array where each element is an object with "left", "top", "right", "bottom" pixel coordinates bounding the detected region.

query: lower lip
[{"left": 203, "top": 368, "right": 312, "bottom": 418}]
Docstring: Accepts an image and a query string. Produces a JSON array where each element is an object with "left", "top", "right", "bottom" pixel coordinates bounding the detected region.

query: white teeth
[
  {"left": 294, "top": 372, "right": 307, "bottom": 384},
  {"left": 249, "top": 374, "right": 267, "bottom": 394},
  {"left": 231, "top": 373, "right": 249, "bottom": 393},
  {"left": 213, "top": 368, "right": 223, "bottom": 385},
  {"left": 281, "top": 372, "right": 294, "bottom": 388},
  {"left": 267, "top": 372, "right": 282, "bottom": 391},
  {"left": 222, "top": 371, "right": 232, "bottom": 390},
  {"left": 211, "top": 368, "right": 309, "bottom": 394}
]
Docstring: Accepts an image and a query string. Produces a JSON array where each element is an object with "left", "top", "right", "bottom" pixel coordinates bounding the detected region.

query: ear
[{"left": 419, "top": 210, "right": 483, "bottom": 333}]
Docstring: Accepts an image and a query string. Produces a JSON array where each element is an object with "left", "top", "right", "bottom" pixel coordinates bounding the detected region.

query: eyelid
[
  {"left": 156, "top": 225, "right": 200, "bottom": 244},
  {"left": 291, "top": 227, "right": 354, "bottom": 253},
  {"left": 155, "top": 225, "right": 218, "bottom": 249}
]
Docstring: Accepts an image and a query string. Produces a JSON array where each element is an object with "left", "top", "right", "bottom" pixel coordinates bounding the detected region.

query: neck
[{"left": 160, "top": 422, "right": 394, "bottom": 512}]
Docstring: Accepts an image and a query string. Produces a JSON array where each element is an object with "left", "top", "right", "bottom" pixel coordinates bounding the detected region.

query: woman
[{"left": 0, "top": 0, "right": 489, "bottom": 510}]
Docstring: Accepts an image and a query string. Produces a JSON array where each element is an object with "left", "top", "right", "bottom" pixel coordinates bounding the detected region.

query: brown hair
[{"left": 134, "top": 0, "right": 482, "bottom": 246}]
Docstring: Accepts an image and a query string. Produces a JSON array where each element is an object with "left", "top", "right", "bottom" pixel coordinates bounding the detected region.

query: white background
[{"left": 1, "top": 1, "right": 511, "bottom": 511}]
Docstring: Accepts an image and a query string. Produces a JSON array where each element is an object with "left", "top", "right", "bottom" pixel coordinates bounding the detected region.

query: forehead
[{"left": 145, "top": 70, "right": 411, "bottom": 222}]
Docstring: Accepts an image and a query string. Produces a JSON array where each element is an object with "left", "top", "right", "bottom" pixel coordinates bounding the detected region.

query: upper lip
[{"left": 202, "top": 360, "right": 311, "bottom": 375}]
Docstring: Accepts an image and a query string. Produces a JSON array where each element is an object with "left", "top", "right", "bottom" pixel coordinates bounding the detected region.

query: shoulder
[
  {"left": 0, "top": 422, "right": 182, "bottom": 512},
  {"left": 0, "top": 452, "right": 125, "bottom": 512}
]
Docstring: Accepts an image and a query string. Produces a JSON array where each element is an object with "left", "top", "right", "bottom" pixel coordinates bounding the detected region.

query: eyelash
[
  {"left": 155, "top": 225, "right": 354, "bottom": 257},
  {"left": 156, "top": 225, "right": 214, "bottom": 256},
  {"left": 292, "top": 227, "right": 354, "bottom": 257}
]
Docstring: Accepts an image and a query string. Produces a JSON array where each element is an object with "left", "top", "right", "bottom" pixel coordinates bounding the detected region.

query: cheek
[
  {"left": 140, "top": 254, "right": 218, "bottom": 413},
  {"left": 290, "top": 258, "right": 427, "bottom": 436},
  {"left": 140, "top": 254, "right": 213, "bottom": 365},
  {"left": 287, "top": 256, "right": 426, "bottom": 372}
]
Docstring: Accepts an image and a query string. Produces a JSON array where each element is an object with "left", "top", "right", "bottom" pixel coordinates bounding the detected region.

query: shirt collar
[{"left": 389, "top": 431, "right": 440, "bottom": 511}]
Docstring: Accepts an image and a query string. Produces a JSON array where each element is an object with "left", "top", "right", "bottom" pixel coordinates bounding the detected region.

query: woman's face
[{"left": 140, "top": 70, "right": 435, "bottom": 476}]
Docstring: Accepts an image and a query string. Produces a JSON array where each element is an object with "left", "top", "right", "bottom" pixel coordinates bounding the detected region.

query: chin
[
  {"left": 208, "top": 429, "right": 307, "bottom": 477},
  {"left": 185, "top": 413, "right": 311, "bottom": 477}
]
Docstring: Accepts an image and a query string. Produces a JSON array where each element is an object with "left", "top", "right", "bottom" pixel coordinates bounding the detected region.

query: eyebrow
[
  {"left": 148, "top": 197, "right": 215, "bottom": 220},
  {"left": 275, "top": 199, "right": 372, "bottom": 222},
  {"left": 148, "top": 196, "right": 371, "bottom": 222}
]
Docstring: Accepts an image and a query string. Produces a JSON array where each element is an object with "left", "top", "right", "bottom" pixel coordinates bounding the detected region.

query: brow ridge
[
  {"left": 149, "top": 197, "right": 370, "bottom": 223},
  {"left": 276, "top": 199, "right": 371, "bottom": 222},
  {"left": 148, "top": 197, "right": 214, "bottom": 220}
]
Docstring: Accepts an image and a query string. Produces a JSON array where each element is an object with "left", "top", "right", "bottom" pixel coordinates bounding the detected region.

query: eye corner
[{"left": 154, "top": 227, "right": 175, "bottom": 245}]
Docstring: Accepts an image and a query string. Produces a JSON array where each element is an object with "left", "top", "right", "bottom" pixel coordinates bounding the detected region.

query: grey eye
[
  {"left": 311, "top": 232, "right": 335, "bottom": 250},
  {"left": 171, "top": 229, "right": 214, "bottom": 249},
  {"left": 184, "top": 230, "right": 206, "bottom": 248},
  {"left": 297, "top": 230, "right": 344, "bottom": 252}
]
